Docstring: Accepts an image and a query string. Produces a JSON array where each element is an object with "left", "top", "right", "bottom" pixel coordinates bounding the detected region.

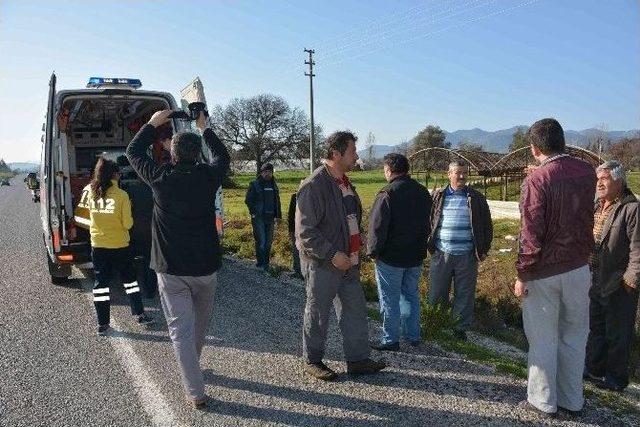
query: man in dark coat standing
[
  {"left": 245, "top": 163, "right": 282, "bottom": 270},
  {"left": 585, "top": 160, "right": 639, "bottom": 392},
  {"left": 117, "top": 155, "right": 156, "bottom": 298},
  {"left": 367, "top": 153, "right": 432, "bottom": 351}
]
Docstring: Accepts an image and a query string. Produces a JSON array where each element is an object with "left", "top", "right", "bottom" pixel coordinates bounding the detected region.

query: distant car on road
[{"left": 1, "top": 178, "right": 10, "bottom": 186}]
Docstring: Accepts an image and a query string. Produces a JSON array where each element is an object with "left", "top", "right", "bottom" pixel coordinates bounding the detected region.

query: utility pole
[{"left": 304, "top": 48, "right": 315, "bottom": 173}]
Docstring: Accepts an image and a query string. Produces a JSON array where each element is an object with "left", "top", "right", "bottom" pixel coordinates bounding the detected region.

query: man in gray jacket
[
  {"left": 296, "top": 131, "right": 386, "bottom": 380},
  {"left": 585, "top": 160, "right": 639, "bottom": 392}
]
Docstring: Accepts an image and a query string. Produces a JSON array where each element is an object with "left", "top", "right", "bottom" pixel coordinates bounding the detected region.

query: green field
[
  {"left": 628, "top": 171, "right": 640, "bottom": 194},
  {"left": 224, "top": 170, "right": 640, "bottom": 220},
  {"left": 223, "top": 169, "right": 449, "bottom": 220}
]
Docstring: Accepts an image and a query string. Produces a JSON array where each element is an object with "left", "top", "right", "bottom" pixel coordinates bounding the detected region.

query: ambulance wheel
[{"left": 47, "top": 250, "right": 71, "bottom": 285}]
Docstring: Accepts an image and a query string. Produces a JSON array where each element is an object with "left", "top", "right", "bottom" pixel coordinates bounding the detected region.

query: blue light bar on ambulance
[{"left": 86, "top": 77, "right": 142, "bottom": 89}]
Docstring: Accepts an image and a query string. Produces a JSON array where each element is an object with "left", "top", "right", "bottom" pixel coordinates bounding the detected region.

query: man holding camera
[{"left": 126, "top": 109, "right": 230, "bottom": 409}]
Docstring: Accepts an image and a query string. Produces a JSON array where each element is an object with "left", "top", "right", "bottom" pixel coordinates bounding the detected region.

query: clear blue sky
[{"left": 1, "top": 0, "right": 638, "bottom": 162}]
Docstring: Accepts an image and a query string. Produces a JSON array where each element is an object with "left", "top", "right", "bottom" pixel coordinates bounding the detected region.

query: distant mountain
[
  {"left": 445, "top": 127, "right": 639, "bottom": 153},
  {"left": 444, "top": 126, "right": 528, "bottom": 152},
  {"left": 8, "top": 162, "right": 38, "bottom": 172},
  {"left": 357, "top": 144, "right": 398, "bottom": 159},
  {"left": 360, "top": 128, "right": 639, "bottom": 158}
]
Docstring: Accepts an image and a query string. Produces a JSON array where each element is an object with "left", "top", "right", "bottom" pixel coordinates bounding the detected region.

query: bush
[{"left": 421, "top": 302, "right": 460, "bottom": 340}]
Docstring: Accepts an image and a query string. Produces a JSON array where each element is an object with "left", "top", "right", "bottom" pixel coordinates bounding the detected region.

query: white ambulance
[{"left": 39, "top": 74, "right": 223, "bottom": 284}]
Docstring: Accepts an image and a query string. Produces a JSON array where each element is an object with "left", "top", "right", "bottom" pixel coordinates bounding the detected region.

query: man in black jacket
[
  {"left": 287, "top": 191, "right": 303, "bottom": 279},
  {"left": 245, "top": 163, "right": 282, "bottom": 270},
  {"left": 367, "top": 153, "right": 432, "bottom": 351},
  {"left": 117, "top": 155, "right": 156, "bottom": 299},
  {"left": 126, "top": 109, "right": 230, "bottom": 409}
]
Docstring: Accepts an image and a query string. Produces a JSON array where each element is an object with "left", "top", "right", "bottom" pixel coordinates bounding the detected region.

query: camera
[
  {"left": 167, "top": 111, "right": 190, "bottom": 120},
  {"left": 167, "top": 103, "right": 209, "bottom": 121}
]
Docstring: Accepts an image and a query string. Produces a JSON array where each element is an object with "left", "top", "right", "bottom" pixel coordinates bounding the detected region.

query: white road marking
[{"left": 82, "top": 291, "right": 184, "bottom": 427}]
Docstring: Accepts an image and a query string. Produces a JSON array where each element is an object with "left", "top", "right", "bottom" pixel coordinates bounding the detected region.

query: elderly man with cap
[
  {"left": 585, "top": 160, "right": 639, "bottom": 392},
  {"left": 245, "top": 163, "right": 282, "bottom": 270}
]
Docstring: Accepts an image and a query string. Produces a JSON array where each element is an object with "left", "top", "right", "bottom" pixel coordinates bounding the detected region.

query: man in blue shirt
[{"left": 427, "top": 161, "right": 493, "bottom": 340}]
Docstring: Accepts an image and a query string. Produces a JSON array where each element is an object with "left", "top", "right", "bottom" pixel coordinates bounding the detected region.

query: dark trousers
[
  {"left": 131, "top": 238, "right": 157, "bottom": 298},
  {"left": 428, "top": 250, "right": 478, "bottom": 331},
  {"left": 585, "top": 286, "right": 639, "bottom": 388},
  {"left": 251, "top": 215, "right": 274, "bottom": 268},
  {"left": 302, "top": 263, "right": 370, "bottom": 363},
  {"left": 92, "top": 247, "right": 144, "bottom": 326},
  {"left": 290, "top": 232, "right": 301, "bottom": 276}
]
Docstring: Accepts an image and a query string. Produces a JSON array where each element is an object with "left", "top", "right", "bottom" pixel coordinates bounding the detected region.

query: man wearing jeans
[
  {"left": 515, "top": 118, "right": 596, "bottom": 418},
  {"left": 367, "top": 153, "right": 432, "bottom": 351},
  {"left": 127, "top": 109, "right": 230, "bottom": 409},
  {"left": 428, "top": 161, "right": 493, "bottom": 341},
  {"left": 245, "top": 163, "right": 282, "bottom": 270}
]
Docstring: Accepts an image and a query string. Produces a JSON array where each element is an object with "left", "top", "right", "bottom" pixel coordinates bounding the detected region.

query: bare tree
[
  {"left": 586, "top": 124, "right": 611, "bottom": 159},
  {"left": 211, "top": 94, "right": 310, "bottom": 175},
  {"left": 361, "top": 131, "right": 377, "bottom": 170}
]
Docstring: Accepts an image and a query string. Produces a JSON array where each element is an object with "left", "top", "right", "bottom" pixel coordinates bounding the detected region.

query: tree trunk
[{"left": 255, "top": 157, "right": 262, "bottom": 177}]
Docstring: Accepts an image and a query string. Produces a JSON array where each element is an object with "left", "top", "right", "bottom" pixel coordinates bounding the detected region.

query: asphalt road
[{"left": 0, "top": 178, "right": 635, "bottom": 426}]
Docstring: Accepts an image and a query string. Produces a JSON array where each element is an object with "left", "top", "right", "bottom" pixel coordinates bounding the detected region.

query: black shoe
[
  {"left": 137, "top": 313, "right": 155, "bottom": 325},
  {"left": 97, "top": 324, "right": 111, "bottom": 336},
  {"left": 518, "top": 400, "right": 556, "bottom": 419},
  {"left": 347, "top": 358, "right": 386, "bottom": 375},
  {"left": 596, "top": 379, "right": 625, "bottom": 392},
  {"left": 583, "top": 371, "right": 604, "bottom": 385},
  {"left": 304, "top": 361, "right": 337, "bottom": 381},
  {"left": 370, "top": 341, "right": 399, "bottom": 351},
  {"left": 453, "top": 329, "right": 467, "bottom": 341},
  {"left": 187, "top": 395, "right": 209, "bottom": 410},
  {"left": 557, "top": 405, "right": 582, "bottom": 417}
]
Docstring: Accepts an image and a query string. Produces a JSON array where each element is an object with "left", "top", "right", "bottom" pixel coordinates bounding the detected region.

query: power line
[
  {"left": 277, "top": 0, "right": 449, "bottom": 68},
  {"left": 316, "top": 0, "right": 490, "bottom": 61},
  {"left": 319, "top": 0, "right": 541, "bottom": 68},
  {"left": 317, "top": 0, "right": 496, "bottom": 62}
]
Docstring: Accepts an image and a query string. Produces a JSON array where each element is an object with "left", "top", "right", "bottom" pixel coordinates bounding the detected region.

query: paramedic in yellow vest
[{"left": 77, "top": 157, "right": 154, "bottom": 335}]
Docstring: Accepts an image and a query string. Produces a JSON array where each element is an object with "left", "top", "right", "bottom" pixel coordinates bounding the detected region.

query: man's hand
[
  {"left": 148, "top": 110, "right": 173, "bottom": 128},
  {"left": 514, "top": 279, "right": 528, "bottom": 298},
  {"left": 196, "top": 111, "right": 207, "bottom": 132},
  {"left": 331, "top": 251, "right": 352, "bottom": 272},
  {"left": 622, "top": 279, "right": 636, "bottom": 294},
  {"left": 479, "top": 253, "right": 487, "bottom": 262}
]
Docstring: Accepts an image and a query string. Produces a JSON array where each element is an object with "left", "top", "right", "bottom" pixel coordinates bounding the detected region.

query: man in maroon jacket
[{"left": 514, "top": 118, "right": 596, "bottom": 418}]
